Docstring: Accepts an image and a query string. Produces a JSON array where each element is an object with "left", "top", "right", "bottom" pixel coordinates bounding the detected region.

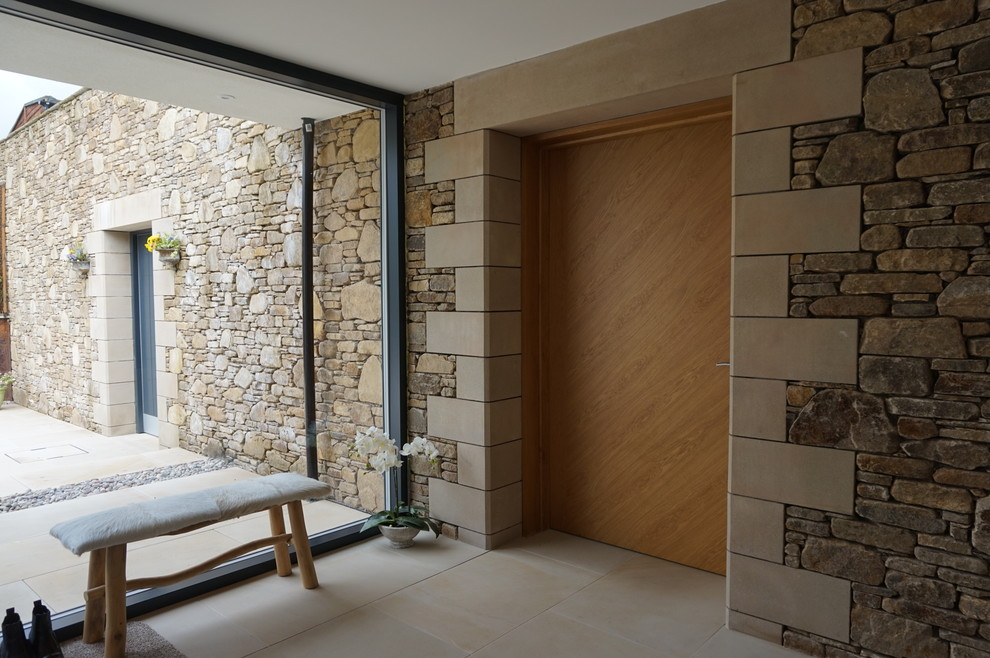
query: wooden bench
[{"left": 50, "top": 472, "right": 333, "bottom": 658}]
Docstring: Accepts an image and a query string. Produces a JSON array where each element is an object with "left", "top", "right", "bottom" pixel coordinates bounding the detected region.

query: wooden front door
[{"left": 526, "top": 100, "right": 732, "bottom": 574}]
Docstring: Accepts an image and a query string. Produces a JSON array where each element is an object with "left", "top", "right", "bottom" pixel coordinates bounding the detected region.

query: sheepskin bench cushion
[{"left": 49, "top": 472, "right": 333, "bottom": 658}]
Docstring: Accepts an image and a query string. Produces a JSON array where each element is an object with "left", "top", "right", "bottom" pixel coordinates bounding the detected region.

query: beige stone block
[
  {"left": 93, "top": 189, "right": 163, "bottom": 231},
  {"left": 730, "top": 377, "right": 787, "bottom": 441},
  {"left": 156, "top": 371, "right": 178, "bottom": 399},
  {"left": 426, "top": 223, "right": 520, "bottom": 268},
  {"left": 428, "top": 478, "right": 522, "bottom": 534},
  {"left": 730, "top": 437, "right": 855, "bottom": 514},
  {"left": 94, "top": 296, "right": 132, "bottom": 320},
  {"left": 731, "top": 256, "right": 789, "bottom": 317},
  {"left": 454, "top": 0, "right": 791, "bottom": 135},
  {"left": 93, "top": 381, "right": 136, "bottom": 406},
  {"left": 729, "top": 495, "right": 784, "bottom": 562},
  {"left": 733, "top": 127, "right": 791, "bottom": 195},
  {"left": 92, "top": 360, "right": 134, "bottom": 385},
  {"left": 456, "top": 267, "right": 521, "bottom": 311},
  {"left": 734, "top": 48, "right": 863, "bottom": 134},
  {"left": 158, "top": 422, "right": 179, "bottom": 449},
  {"left": 105, "top": 423, "right": 138, "bottom": 437},
  {"left": 458, "top": 440, "right": 523, "bottom": 490},
  {"left": 424, "top": 131, "right": 520, "bottom": 183},
  {"left": 458, "top": 524, "right": 523, "bottom": 549},
  {"left": 88, "top": 274, "right": 132, "bottom": 298},
  {"left": 98, "top": 252, "right": 132, "bottom": 275},
  {"left": 733, "top": 186, "right": 861, "bottom": 256},
  {"left": 93, "top": 403, "right": 136, "bottom": 428},
  {"left": 456, "top": 355, "right": 522, "bottom": 402},
  {"left": 153, "top": 268, "right": 176, "bottom": 292},
  {"left": 732, "top": 318, "right": 858, "bottom": 384},
  {"left": 726, "top": 610, "right": 782, "bottom": 645},
  {"left": 426, "top": 311, "right": 521, "bottom": 357},
  {"left": 96, "top": 339, "right": 134, "bottom": 363},
  {"left": 156, "top": 321, "right": 177, "bottom": 348},
  {"left": 729, "top": 553, "right": 851, "bottom": 642},
  {"left": 427, "top": 396, "right": 521, "bottom": 446},
  {"left": 91, "top": 318, "right": 133, "bottom": 342},
  {"left": 86, "top": 230, "right": 130, "bottom": 255},
  {"left": 455, "top": 176, "right": 521, "bottom": 223},
  {"left": 154, "top": 295, "right": 165, "bottom": 322}
]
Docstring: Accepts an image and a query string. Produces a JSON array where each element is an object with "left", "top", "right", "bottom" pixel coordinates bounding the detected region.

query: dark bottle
[
  {"left": 28, "top": 601, "right": 63, "bottom": 658},
  {"left": 0, "top": 607, "right": 31, "bottom": 658}
]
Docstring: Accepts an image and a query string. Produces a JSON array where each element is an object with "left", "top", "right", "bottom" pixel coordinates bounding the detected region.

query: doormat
[
  {"left": 0, "top": 458, "right": 230, "bottom": 513},
  {"left": 62, "top": 622, "right": 186, "bottom": 658}
]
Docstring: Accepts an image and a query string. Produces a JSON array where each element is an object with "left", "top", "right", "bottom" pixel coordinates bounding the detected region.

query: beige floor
[
  {"left": 0, "top": 404, "right": 368, "bottom": 614},
  {"left": 139, "top": 530, "right": 803, "bottom": 658}
]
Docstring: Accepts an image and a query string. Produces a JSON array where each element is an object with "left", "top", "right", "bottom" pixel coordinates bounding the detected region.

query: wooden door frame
[{"left": 520, "top": 97, "right": 733, "bottom": 534}]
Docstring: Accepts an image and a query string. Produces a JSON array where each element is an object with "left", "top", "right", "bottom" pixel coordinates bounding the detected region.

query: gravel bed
[{"left": 0, "top": 458, "right": 231, "bottom": 513}]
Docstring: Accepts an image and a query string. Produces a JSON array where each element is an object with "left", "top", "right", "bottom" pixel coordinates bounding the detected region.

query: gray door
[{"left": 132, "top": 231, "right": 158, "bottom": 436}]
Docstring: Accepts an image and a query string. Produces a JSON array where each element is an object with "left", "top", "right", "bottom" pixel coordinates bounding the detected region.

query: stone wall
[
  {"left": 0, "top": 89, "right": 387, "bottom": 511},
  {"left": 780, "top": 2, "right": 990, "bottom": 655}
]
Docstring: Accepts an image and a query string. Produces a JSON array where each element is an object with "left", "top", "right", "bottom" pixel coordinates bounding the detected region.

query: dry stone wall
[
  {"left": 782, "top": 1, "right": 990, "bottom": 655},
  {"left": 404, "top": 84, "right": 458, "bottom": 519},
  {"left": 0, "top": 89, "right": 386, "bottom": 511}
]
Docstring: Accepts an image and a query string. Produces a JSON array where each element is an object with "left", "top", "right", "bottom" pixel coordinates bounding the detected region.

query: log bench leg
[
  {"left": 104, "top": 544, "right": 128, "bottom": 658},
  {"left": 83, "top": 548, "right": 106, "bottom": 643},
  {"left": 268, "top": 505, "right": 292, "bottom": 577},
  {"left": 287, "top": 500, "right": 318, "bottom": 589}
]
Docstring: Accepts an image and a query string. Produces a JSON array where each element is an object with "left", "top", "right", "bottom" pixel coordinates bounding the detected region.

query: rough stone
[
  {"left": 897, "top": 147, "right": 972, "bottom": 178},
  {"left": 841, "top": 273, "right": 943, "bottom": 294},
  {"left": 907, "top": 226, "right": 985, "bottom": 249},
  {"left": 416, "top": 353, "right": 453, "bottom": 374},
  {"left": 857, "top": 499, "right": 948, "bottom": 534},
  {"left": 930, "top": 178, "right": 990, "bottom": 205},
  {"left": 833, "top": 518, "right": 917, "bottom": 553},
  {"left": 794, "top": 0, "right": 842, "bottom": 28},
  {"left": 406, "top": 190, "right": 433, "bottom": 228},
  {"left": 916, "top": 546, "right": 988, "bottom": 574},
  {"left": 247, "top": 136, "right": 270, "bottom": 173},
  {"left": 970, "top": 97, "right": 990, "bottom": 122},
  {"left": 804, "top": 253, "right": 874, "bottom": 272},
  {"left": 886, "top": 571, "right": 957, "bottom": 608},
  {"left": 877, "top": 249, "right": 969, "bottom": 272},
  {"left": 937, "top": 277, "right": 990, "bottom": 319},
  {"left": 974, "top": 496, "right": 990, "bottom": 555},
  {"left": 899, "top": 124, "right": 990, "bottom": 151},
  {"left": 883, "top": 598, "right": 980, "bottom": 634},
  {"left": 864, "top": 69, "right": 946, "bottom": 131},
  {"left": 864, "top": 37, "right": 932, "bottom": 67},
  {"left": 405, "top": 108, "right": 442, "bottom": 144},
  {"left": 357, "top": 224, "right": 380, "bottom": 263},
  {"left": 898, "top": 417, "right": 939, "bottom": 440},
  {"left": 235, "top": 267, "right": 255, "bottom": 294},
  {"left": 283, "top": 233, "right": 302, "bottom": 267},
  {"left": 891, "top": 397, "right": 980, "bottom": 421},
  {"left": 960, "top": 595, "right": 990, "bottom": 623},
  {"left": 789, "top": 389, "right": 899, "bottom": 452},
  {"left": 341, "top": 281, "right": 382, "bottom": 322},
  {"left": 935, "top": 468, "right": 990, "bottom": 489},
  {"left": 796, "top": 12, "right": 893, "bottom": 59},
  {"left": 864, "top": 181, "right": 925, "bottom": 210},
  {"left": 891, "top": 480, "right": 973, "bottom": 513},
  {"left": 801, "top": 537, "right": 886, "bottom": 584},
  {"left": 862, "top": 225, "right": 903, "bottom": 252},
  {"left": 864, "top": 207, "right": 953, "bottom": 224},
  {"left": 860, "top": 356, "right": 933, "bottom": 396},
  {"left": 936, "top": 372, "right": 990, "bottom": 397},
  {"left": 942, "top": 71, "right": 990, "bottom": 99},
  {"left": 809, "top": 296, "right": 889, "bottom": 316},
  {"left": 851, "top": 606, "right": 949, "bottom": 658},
  {"left": 357, "top": 356, "right": 382, "bottom": 404},
  {"left": 861, "top": 318, "right": 966, "bottom": 358},
  {"left": 816, "top": 132, "right": 896, "bottom": 185},
  {"left": 351, "top": 119, "right": 380, "bottom": 162},
  {"left": 332, "top": 168, "right": 359, "bottom": 202},
  {"left": 894, "top": 0, "right": 975, "bottom": 38},
  {"left": 903, "top": 440, "right": 990, "bottom": 469},
  {"left": 941, "top": 427, "right": 990, "bottom": 442},
  {"left": 858, "top": 453, "right": 934, "bottom": 479}
]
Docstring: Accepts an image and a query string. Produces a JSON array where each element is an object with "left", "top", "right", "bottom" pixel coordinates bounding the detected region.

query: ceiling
[{"left": 0, "top": 0, "right": 721, "bottom": 126}]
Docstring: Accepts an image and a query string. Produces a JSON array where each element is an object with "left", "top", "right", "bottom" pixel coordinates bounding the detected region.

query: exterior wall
[
  {"left": 0, "top": 90, "right": 385, "bottom": 509},
  {"left": 413, "top": 0, "right": 990, "bottom": 652}
]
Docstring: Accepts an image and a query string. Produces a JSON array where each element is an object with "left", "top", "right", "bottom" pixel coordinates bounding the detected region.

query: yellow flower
[{"left": 145, "top": 235, "right": 161, "bottom": 252}]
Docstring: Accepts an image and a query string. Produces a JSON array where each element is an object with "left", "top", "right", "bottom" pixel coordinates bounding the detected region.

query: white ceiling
[{"left": 0, "top": 0, "right": 721, "bottom": 125}]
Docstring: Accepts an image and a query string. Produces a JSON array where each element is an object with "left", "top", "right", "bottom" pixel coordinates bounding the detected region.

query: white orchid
[
  {"left": 352, "top": 427, "right": 439, "bottom": 474},
  {"left": 401, "top": 435, "right": 440, "bottom": 463}
]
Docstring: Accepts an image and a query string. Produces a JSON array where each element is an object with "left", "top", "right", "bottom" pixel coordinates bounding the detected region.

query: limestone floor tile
[
  {"left": 0, "top": 476, "right": 28, "bottom": 496},
  {"left": 0, "top": 534, "right": 88, "bottom": 585},
  {"left": 24, "top": 562, "right": 89, "bottom": 613},
  {"left": 372, "top": 548, "right": 600, "bottom": 652},
  {"left": 471, "top": 610, "right": 674, "bottom": 658},
  {"left": 0, "top": 580, "right": 43, "bottom": 616},
  {"left": 126, "top": 530, "right": 244, "bottom": 581},
  {"left": 11, "top": 449, "right": 205, "bottom": 489},
  {"left": 244, "top": 607, "right": 467, "bottom": 658},
  {"left": 213, "top": 500, "right": 368, "bottom": 544},
  {"left": 132, "top": 467, "right": 256, "bottom": 498},
  {"left": 551, "top": 555, "right": 725, "bottom": 657},
  {"left": 505, "top": 530, "right": 639, "bottom": 575},
  {"left": 692, "top": 627, "right": 805, "bottom": 658},
  {"left": 141, "top": 598, "right": 267, "bottom": 658},
  {"left": 372, "top": 533, "right": 486, "bottom": 573}
]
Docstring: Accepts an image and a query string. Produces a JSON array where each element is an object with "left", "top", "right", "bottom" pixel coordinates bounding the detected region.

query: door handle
[{"left": 715, "top": 362, "right": 730, "bottom": 367}]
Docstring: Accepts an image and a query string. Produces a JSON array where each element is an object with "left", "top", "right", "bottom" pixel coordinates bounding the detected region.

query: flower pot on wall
[
  {"left": 156, "top": 249, "right": 180, "bottom": 264},
  {"left": 70, "top": 261, "right": 90, "bottom": 277},
  {"left": 378, "top": 525, "right": 420, "bottom": 549}
]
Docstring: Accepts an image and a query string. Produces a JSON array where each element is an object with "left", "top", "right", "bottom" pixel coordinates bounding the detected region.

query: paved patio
[{"left": 0, "top": 404, "right": 367, "bottom": 614}]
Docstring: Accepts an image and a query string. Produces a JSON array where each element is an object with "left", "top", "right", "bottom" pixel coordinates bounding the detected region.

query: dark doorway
[{"left": 131, "top": 230, "right": 158, "bottom": 435}]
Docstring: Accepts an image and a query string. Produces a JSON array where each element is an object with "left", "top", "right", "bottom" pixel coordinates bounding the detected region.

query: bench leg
[
  {"left": 287, "top": 500, "right": 318, "bottom": 589},
  {"left": 268, "top": 505, "right": 292, "bottom": 577},
  {"left": 83, "top": 548, "right": 106, "bottom": 643},
  {"left": 104, "top": 544, "right": 128, "bottom": 658}
]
